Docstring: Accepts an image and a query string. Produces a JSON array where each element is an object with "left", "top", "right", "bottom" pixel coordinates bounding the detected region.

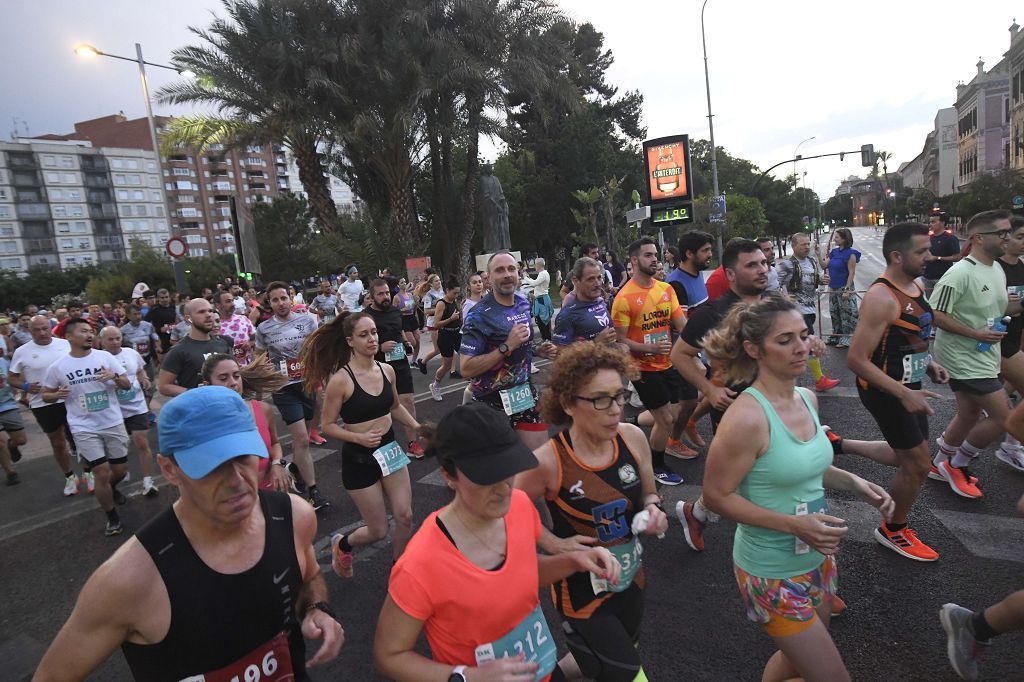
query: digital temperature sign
[{"left": 651, "top": 203, "right": 692, "bottom": 225}]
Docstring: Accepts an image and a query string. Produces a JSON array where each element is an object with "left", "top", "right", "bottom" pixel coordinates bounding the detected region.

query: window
[
  {"left": 117, "top": 189, "right": 129, "bottom": 200},
  {"left": 61, "top": 239, "right": 74, "bottom": 249},
  {"left": 73, "top": 221, "right": 87, "bottom": 233},
  {"left": 146, "top": 161, "right": 157, "bottom": 172},
  {"left": 179, "top": 207, "right": 199, "bottom": 218},
  {"left": 69, "top": 205, "right": 84, "bottom": 217},
  {"left": 114, "top": 174, "right": 126, "bottom": 185},
  {"left": 59, "top": 156, "right": 74, "bottom": 168},
  {"left": 0, "top": 258, "right": 22, "bottom": 270},
  {"left": 0, "top": 207, "right": 10, "bottom": 219},
  {"left": 81, "top": 256, "right": 94, "bottom": 265},
  {"left": 173, "top": 167, "right": 191, "bottom": 176},
  {"left": 41, "top": 155, "right": 57, "bottom": 167},
  {"left": 0, "top": 241, "right": 17, "bottom": 253},
  {"left": 247, "top": 145, "right": 262, "bottom": 153},
  {"left": 49, "top": 189, "right": 63, "bottom": 201},
  {"left": 65, "top": 256, "right": 78, "bottom": 265},
  {"left": 78, "top": 239, "right": 91, "bottom": 250},
  {"left": 46, "top": 172, "right": 60, "bottom": 183},
  {"left": 134, "top": 205, "right": 147, "bottom": 217},
  {"left": 62, "top": 173, "right": 76, "bottom": 184},
  {"left": 184, "top": 234, "right": 205, "bottom": 244},
  {"left": 179, "top": 194, "right": 196, "bottom": 203},
  {"left": 247, "top": 157, "right": 263, "bottom": 166},
  {"left": 124, "top": 159, "right": 139, "bottom": 170},
  {"left": 154, "top": 206, "right": 164, "bottom": 217},
  {"left": 67, "top": 189, "right": 81, "bottom": 200},
  {"left": 176, "top": 181, "right": 193, "bottom": 190},
  {"left": 0, "top": 224, "right": 15, "bottom": 236},
  {"left": 53, "top": 206, "right": 66, "bottom": 218},
  {"left": 56, "top": 221, "right": 70, "bottom": 233},
  {"left": 128, "top": 174, "right": 141, "bottom": 185},
  {"left": 151, "top": 191, "right": 161, "bottom": 202}
]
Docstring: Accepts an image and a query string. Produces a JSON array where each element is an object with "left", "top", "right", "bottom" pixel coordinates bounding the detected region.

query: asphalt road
[{"left": 2, "top": 227, "right": 1023, "bottom": 681}]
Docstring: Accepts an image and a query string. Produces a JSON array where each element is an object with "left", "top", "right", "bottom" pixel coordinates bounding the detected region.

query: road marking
[
  {"left": 931, "top": 508, "right": 1024, "bottom": 564},
  {"left": 314, "top": 516, "right": 393, "bottom": 573},
  {"left": 0, "top": 634, "right": 47, "bottom": 682}
]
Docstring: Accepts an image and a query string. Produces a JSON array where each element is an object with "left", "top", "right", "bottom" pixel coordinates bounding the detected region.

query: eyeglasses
[
  {"left": 976, "top": 229, "right": 1011, "bottom": 238},
  {"left": 573, "top": 389, "right": 632, "bottom": 410}
]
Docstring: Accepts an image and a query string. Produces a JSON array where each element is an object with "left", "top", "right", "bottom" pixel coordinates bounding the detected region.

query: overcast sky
[{"left": 1, "top": 0, "right": 1017, "bottom": 200}]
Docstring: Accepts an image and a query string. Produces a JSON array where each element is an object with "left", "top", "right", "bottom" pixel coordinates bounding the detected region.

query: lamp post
[
  {"left": 792, "top": 135, "right": 816, "bottom": 180},
  {"left": 74, "top": 42, "right": 193, "bottom": 294},
  {"left": 700, "top": 0, "right": 722, "bottom": 260}
]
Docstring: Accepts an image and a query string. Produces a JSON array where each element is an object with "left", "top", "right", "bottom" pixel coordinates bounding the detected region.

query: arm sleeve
[
  {"left": 458, "top": 314, "right": 488, "bottom": 357},
  {"left": 610, "top": 294, "right": 631, "bottom": 329},
  {"left": 254, "top": 325, "right": 266, "bottom": 351},
  {"left": 929, "top": 268, "right": 964, "bottom": 313},
  {"left": 161, "top": 346, "right": 184, "bottom": 376},
  {"left": 667, "top": 287, "right": 684, "bottom": 322},
  {"left": 680, "top": 307, "right": 714, "bottom": 349},
  {"left": 9, "top": 349, "right": 24, "bottom": 374},
  {"left": 552, "top": 305, "right": 574, "bottom": 346},
  {"left": 43, "top": 363, "right": 61, "bottom": 389},
  {"left": 669, "top": 281, "right": 688, "bottom": 308},
  {"left": 387, "top": 558, "right": 434, "bottom": 622},
  {"left": 776, "top": 259, "right": 794, "bottom": 290}
]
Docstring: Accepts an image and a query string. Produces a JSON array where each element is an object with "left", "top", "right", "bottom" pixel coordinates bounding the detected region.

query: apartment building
[
  {"left": 284, "top": 149, "right": 359, "bottom": 215},
  {"left": 0, "top": 139, "right": 171, "bottom": 273},
  {"left": 921, "top": 107, "right": 958, "bottom": 197},
  {"left": 954, "top": 47, "right": 1010, "bottom": 189}
]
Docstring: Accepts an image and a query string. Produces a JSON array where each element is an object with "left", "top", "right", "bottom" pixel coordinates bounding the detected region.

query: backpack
[{"left": 786, "top": 256, "right": 820, "bottom": 295}]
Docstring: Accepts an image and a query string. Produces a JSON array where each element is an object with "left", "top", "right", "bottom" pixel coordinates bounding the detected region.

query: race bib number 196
[{"left": 180, "top": 630, "right": 294, "bottom": 682}]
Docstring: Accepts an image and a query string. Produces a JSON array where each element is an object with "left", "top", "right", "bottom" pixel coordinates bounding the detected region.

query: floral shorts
[{"left": 734, "top": 555, "right": 837, "bottom": 637}]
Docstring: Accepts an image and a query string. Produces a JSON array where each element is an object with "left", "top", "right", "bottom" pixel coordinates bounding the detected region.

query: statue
[{"left": 478, "top": 164, "right": 510, "bottom": 252}]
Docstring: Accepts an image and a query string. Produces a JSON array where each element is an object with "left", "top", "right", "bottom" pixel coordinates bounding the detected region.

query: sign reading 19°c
[{"left": 166, "top": 237, "right": 188, "bottom": 259}]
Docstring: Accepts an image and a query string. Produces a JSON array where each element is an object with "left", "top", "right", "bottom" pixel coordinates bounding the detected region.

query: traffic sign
[
  {"left": 1013, "top": 195, "right": 1023, "bottom": 209},
  {"left": 709, "top": 194, "right": 726, "bottom": 223},
  {"left": 166, "top": 237, "right": 188, "bottom": 259},
  {"left": 626, "top": 206, "right": 651, "bottom": 223}
]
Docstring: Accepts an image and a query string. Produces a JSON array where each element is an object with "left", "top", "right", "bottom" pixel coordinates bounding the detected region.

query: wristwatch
[
  {"left": 448, "top": 665, "right": 468, "bottom": 682},
  {"left": 498, "top": 342, "right": 511, "bottom": 357},
  {"left": 273, "top": 459, "right": 288, "bottom": 467},
  {"left": 307, "top": 601, "right": 338, "bottom": 622}
]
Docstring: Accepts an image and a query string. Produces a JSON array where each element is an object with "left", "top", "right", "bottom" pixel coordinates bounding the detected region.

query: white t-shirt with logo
[
  {"left": 255, "top": 313, "right": 318, "bottom": 386},
  {"left": 10, "top": 338, "right": 71, "bottom": 409},
  {"left": 43, "top": 350, "right": 125, "bottom": 432},
  {"left": 108, "top": 348, "right": 149, "bottom": 417},
  {"left": 338, "top": 279, "right": 364, "bottom": 312}
]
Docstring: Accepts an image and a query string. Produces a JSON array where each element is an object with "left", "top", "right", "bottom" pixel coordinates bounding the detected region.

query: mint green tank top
[{"left": 732, "top": 386, "right": 833, "bottom": 578}]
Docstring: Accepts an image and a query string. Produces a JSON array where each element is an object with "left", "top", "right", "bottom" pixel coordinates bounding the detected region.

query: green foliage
[
  {"left": 309, "top": 212, "right": 406, "bottom": 279},
  {"left": 251, "top": 193, "right": 317, "bottom": 282},
  {"left": 949, "top": 170, "right": 1024, "bottom": 218},
  {"left": 0, "top": 266, "right": 96, "bottom": 312},
  {"left": 691, "top": 193, "right": 767, "bottom": 240}
]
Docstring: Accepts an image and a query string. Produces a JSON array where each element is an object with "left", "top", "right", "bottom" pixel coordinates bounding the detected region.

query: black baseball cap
[{"left": 434, "top": 403, "right": 539, "bottom": 485}]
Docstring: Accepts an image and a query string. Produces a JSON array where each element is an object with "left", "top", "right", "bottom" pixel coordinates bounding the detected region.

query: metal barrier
[{"left": 814, "top": 287, "right": 869, "bottom": 342}]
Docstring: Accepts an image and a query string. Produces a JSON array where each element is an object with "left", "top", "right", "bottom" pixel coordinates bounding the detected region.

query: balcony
[
  {"left": 275, "top": 156, "right": 287, "bottom": 164},
  {"left": 168, "top": 154, "right": 190, "bottom": 163},
  {"left": 17, "top": 204, "right": 49, "bottom": 219},
  {"left": 27, "top": 238, "right": 56, "bottom": 254},
  {"left": 88, "top": 190, "right": 112, "bottom": 204},
  {"left": 7, "top": 155, "right": 37, "bottom": 168},
  {"left": 89, "top": 204, "right": 117, "bottom": 219},
  {"left": 16, "top": 191, "right": 42, "bottom": 203},
  {"left": 246, "top": 170, "right": 266, "bottom": 178},
  {"left": 79, "top": 157, "right": 107, "bottom": 171},
  {"left": 11, "top": 172, "right": 41, "bottom": 187}
]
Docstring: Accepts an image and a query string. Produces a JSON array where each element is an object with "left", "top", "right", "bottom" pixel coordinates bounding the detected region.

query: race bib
[
  {"left": 80, "top": 390, "right": 111, "bottom": 413},
  {"left": 499, "top": 383, "right": 535, "bottom": 416},
  {"left": 278, "top": 359, "right": 303, "bottom": 380},
  {"left": 901, "top": 352, "right": 930, "bottom": 384},
  {"left": 384, "top": 343, "right": 407, "bottom": 362},
  {"left": 233, "top": 345, "right": 251, "bottom": 364},
  {"left": 180, "top": 630, "right": 294, "bottom": 682},
  {"left": 133, "top": 340, "right": 150, "bottom": 355},
  {"left": 372, "top": 441, "right": 410, "bottom": 476},
  {"left": 116, "top": 386, "right": 136, "bottom": 404},
  {"left": 590, "top": 535, "right": 642, "bottom": 595},
  {"left": 474, "top": 604, "right": 557, "bottom": 682},
  {"left": 643, "top": 330, "right": 669, "bottom": 353},
  {"left": 794, "top": 497, "right": 827, "bottom": 555},
  {"left": 322, "top": 312, "right": 336, "bottom": 324}
]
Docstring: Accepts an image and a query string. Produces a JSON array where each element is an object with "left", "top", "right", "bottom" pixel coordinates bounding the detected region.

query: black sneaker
[
  {"left": 9, "top": 445, "right": 22, "bottom": 463},
  {"left": 5, "top": 471, "right": 20, "bottom": 486},
  {"left": 105, "top": 521, "right": 124, "bottom": 536},
  {"left": 450, "top": 370, "right": 459, "bottom": 379},
  {"left": 416, "top": 359, "right": 428, "bottom": 375},
  {"left": 112, "top": 487, "right": 128, "bottom": 505},
  {"left": 309, "top": 488, "right": 330, "bottom": 511},
  {"left": 287, "top": 462, "right": 307, "bottom": 496}
]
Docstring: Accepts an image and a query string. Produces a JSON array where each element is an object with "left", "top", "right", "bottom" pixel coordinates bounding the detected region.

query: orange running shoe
[
  {"left": 815, "top": 376, "right": 840, "bottom": 392},
  {"left": 831, "top": 594, "right": 848, "bottom": 618},
  {"left": 938, "top": 461, "right": 983, "bottom": 499},
  {"left": 666, "top": 438, "right": 699, "bottom": 460},
  {"left": 684, "top": 420, "right": 706, "bottom": 448},
  {"left": 929, "top": 463, "right": 978, "bottom": 484},
  {"left": 331, "top": 534, "right": 354, "bottom": 578},
  {"left": 874, "top": 523, "right": 940, "bottom": 561},
  {"left": 675, "top": 500, "right": 706, "bottom": 552}
]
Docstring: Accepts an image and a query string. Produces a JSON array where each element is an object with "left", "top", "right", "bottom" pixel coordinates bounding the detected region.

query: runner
[
  {"left": 414, "top": 273, "right": 444, "bottom": 374},
  {"left": 516, "top": 342, "right": 667, "bottom": 681},
  {"left": 144, "top": 289, "right": 178, "bottom": 362},
  {"left": 157, "top": 298, "right": 232, "bottom": 396},
  {"left": 847, "top": 222, "right": 948, "bottom": 561},
  {"left": 428, "top": 276, "right": 462, "bottom": 401},
  {"left": 42, "top": 318, "right": 133, "bottom": 536},
  {"left": 929, "top": 210, "right": 1016, "bottom": 498},
  {"left": 459, "top": 251, "right": 557, "bottom": 451},
  {"left": 11, "top": 312, "right": 32, "bottom": 349},
  {"left": 256, "top": 281, "right": 328, "bottom": 510},
  {"left": 201, "top": 353, "right": 293, "bottom": 492},
  {"left": 364, "top": 278, "right": 426, "bottom": 458},
  {"left": 215, "top": 289, "right": 257, "bottom": 367},
  {"left": 300, "top": 311, "right": 427, "bottom": 577},
  {"left": 611, "top": 237, "right": 686, "bottom": 485},
  {"left": 52, "top": 300, "right": 85, "bottom": 339},
  {"left": 0, "top": 352, "right": 24, "bottom": 485},
  {"left": 394, "top": 278, "right": 420, "bottom": 363},
  {"left": 32, "top": 386, "right": 344, "bottom": 680},
  {"left": 9, "top": 315, "right": 81, "bottom": 495},
  {"left": 338, "top": 265, "right": 365, "bottom": 312},
  {"left": 776, "top": 232, "right": 840, "bottom": 392},
  {"left": 373, "top": 402, "right": 619, "bottom": 682},
  {"left": 98, "top": 326, "right": 160, "bottom": 498},
  {"left": 701, "top": 295, "right": 893, "bottom": 682},
  {"left": 992, "top": 214, "right": 1024, "bottom": 470},
  {"left": 552, "top": 257, "right": 617, "bottom": 346},
  {"left": 310, "top": 280, "right": 342, "bottom": 325}
]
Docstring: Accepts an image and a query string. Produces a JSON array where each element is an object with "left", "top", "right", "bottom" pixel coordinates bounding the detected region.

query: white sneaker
[
  {"left": 996, "top": 445, "right": 1024, "bottom": 473},
  {"left": 530, "top": 364, "right": 539, "bottom": 374},
  {"left": 429, "top": 381, "right": 442, "bottom": 402},
  {"left": 142, "top": 476, "right": 159, "bottom": 497},
  {"left": 63, "top": 474, "right": 80, "bottom": 497},
  {"left": 628, "top": 382, "right": 644, "bottom": 409},
  {"left": 83, "top": 471, "right": 95, "bottom": 494}
]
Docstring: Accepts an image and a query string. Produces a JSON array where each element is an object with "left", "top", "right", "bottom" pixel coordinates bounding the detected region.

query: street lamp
[
  {"left": 792, "top": 135, "right": 816, "bottom": 180},
  {"left": 700, "top": 0, "right": 722, "bottom": 260},
  {"left": 74, "top": 42, "right": 193, "bottom": 293}
]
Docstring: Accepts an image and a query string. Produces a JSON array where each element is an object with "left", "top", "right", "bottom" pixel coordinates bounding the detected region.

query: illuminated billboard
[{"left": 643, "top": 135, "right": 693, "bottom": 204}]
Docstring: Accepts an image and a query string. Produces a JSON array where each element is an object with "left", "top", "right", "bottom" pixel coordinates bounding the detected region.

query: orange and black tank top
[
  {"left": 857, "top": 277, "right": 933, "bottom": 390},
  {"left": 546, "top": 429, "right": 645, "bottom": 619}
]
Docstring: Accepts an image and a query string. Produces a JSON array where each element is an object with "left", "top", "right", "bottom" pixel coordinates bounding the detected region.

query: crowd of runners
[{"left": 12, "top": 211, "right": 1024, "bottom": 681}]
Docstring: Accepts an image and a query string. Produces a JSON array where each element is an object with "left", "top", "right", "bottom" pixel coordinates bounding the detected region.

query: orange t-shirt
[
  {"left": 610, "top": 278, "right": 684, "bottom": 372},
  {"left": 388, "top": 490, "right": 551, "bottom": 678}
]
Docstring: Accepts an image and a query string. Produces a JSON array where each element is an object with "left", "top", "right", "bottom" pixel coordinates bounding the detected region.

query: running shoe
[
  {"left": 873, "top": 524, "right": 939, "bottom": 562},
  {"left": 666, "top": 438, "right": 699, "bottom": 460},
  {"left": 530, "top": 364, "right": 539, "bottom": 374},
  {"left": 814, "top": 376, "right": 840, "bottom": 392},
  {"left": 995, "top": 445, "right": 1024, "bottom": 473},
  {"left": 6, "top": 471, "right": 20, "bottom": 486},
  {"left": 84, "top": 471, "right": 95, "bottom": 494},
  {"left": 831, "top": 594, "right": 848, "bottom": 618},
  {"left": 407, "top": 440, "right": 426, "bottom": 459},
  {"left": 147, "top": 411, "right": 157, "bottom": 425},
  {"left": 939, "top": 603, "right": 989, "bottom": 680},
  {"left": 63, "top": 474, "right": 80, "bottom": 497},
  {"left": 416, "top": 359, "right": 428, "bottom": 375},
  {"left": 938, "top": 461, "right": 983, "bottom": 499},
  {"left": 654, "top": 468, "right": 683, "bottom": 486},
  {"left": 142, "top": 476, "right": 159, "bottom": 497},
  {"left": 105, "top": 521, "right": 124, "bottom": 537},
  {"left": 675, "top": 500, "right": 705, "bottom": 551},
  {"left": 287, "top": 462, "right": 307, "bottom": 496},
  {"left": 331, "top": 534, "right": 354, "bottom": 578},
  {"left": 429, "top": 380, "right": 442, "bottom": 402},
  {"left": 684, "top": 421, "right": 706, "bottom": 448},
  {"left": 308, "top": 428, "right": 327, "bottom": 446},
  {"left": 9, "top": 444, "right": 22, "bottom": 463},
  {"left": 308, "top": 488, "right": 330, "bottom": 511},
  {"left": 450, "top": 370, "right": 460, "bottom": 379},
  {"left": 930, "top": 462, "right": 978, "bottom": 484},
  {"left": 112, "top": 486, "right": 128, "bottom": 506}
]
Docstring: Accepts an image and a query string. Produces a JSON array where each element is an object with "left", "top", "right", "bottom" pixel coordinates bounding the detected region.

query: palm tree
[{"left": 156, "top": 0, "right": 345, "bottom": 235}]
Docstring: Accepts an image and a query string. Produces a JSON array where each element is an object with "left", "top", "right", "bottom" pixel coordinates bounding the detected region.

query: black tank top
[
  {"left": 857, "top": 277, "right": 933, "bottom": 390},
  {"left": 339, "top": 361, "right": 393, "bottom": 424},
  {"left": 998, "top": 258, "right": 1024, "bottom": 354},
  {"left": 122, "top": 491, "right": 306, "bottom": 681},
  {"left": 438, "top": 297, "right": 461, "bottom": 332},
  {"left": 546, "top": 430, "right": 645, "bottom": 619}
]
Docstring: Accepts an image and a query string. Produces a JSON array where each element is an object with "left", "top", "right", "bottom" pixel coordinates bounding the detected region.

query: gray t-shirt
[
  {"left": 777, "top": 256, "right": 821, "bottom": 314},
  {"left": 312, "top": 294, "right": 340, "bottom": 322},
  {"left": 255, "top": 313, "right": 318, "bottom": 386},
  {"left": 120, "top": 321, "right": 160, "bottom": 357}
]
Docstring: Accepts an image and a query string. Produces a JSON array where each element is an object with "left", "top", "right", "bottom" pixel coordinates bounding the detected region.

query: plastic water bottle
[{"left": 977, "top": 316, "right": 1011, "bottom": 351}]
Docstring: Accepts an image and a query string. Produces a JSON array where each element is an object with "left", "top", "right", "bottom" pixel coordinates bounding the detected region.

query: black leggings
[{"left": 561, "top": 584, "right": 645, "bottom": 682}]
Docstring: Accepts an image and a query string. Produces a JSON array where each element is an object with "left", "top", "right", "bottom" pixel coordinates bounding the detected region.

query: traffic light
[{"left": 861, "top": 144, "right": 876, "bottom": 167}]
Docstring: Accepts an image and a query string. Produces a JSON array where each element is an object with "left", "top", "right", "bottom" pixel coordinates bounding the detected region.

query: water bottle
[{"left": 977, "top": 316, "right": 1011, "bottom": 351}]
